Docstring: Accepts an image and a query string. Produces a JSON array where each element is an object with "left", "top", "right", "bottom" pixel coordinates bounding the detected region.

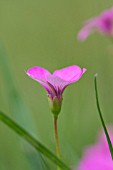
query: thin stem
[
  {"left": 94, "top": 74, "right": 113, "bottom": 159},
  {"left": 54, "top": 116, "right": 61, "bottom": 170}
]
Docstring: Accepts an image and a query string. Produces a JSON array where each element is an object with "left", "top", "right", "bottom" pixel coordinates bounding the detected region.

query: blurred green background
[{"left": 0, "top": 0, "right": 113, "bottom": 169}]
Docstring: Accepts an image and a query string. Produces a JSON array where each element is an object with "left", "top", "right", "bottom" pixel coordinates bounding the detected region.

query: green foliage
[
  {"left": 0, "top": 111, "right": 70, "bottom": 170},
  {"left": 0, "top": 44, "right": 49, "bottom": 170}
]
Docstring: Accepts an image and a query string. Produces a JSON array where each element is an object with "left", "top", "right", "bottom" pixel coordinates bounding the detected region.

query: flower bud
[{"left": 48, "top": 95, "right": 62, "bottom": 117}]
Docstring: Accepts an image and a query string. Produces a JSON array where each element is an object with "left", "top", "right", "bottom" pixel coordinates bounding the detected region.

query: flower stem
[
  {"left": 94, "top": 74, "right": 113, "bottom": 159},
  {"left": 54, "top": 116, "right": 61, "bottom": 170}
]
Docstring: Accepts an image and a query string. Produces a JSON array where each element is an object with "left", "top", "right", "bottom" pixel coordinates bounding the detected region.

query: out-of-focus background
[{"left": 0, "top": 0, "right": 113, "bottom": 169}]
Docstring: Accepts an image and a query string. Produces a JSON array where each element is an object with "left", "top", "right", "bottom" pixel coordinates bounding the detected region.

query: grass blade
[
  {"left": 0, "top": 43, "right": 49, "bottom": 170},
  {"left": 0, "top": 111, "right": 70, "bottom": 170},
  {"left": 94, "top": 74, "right": 113, "bottom": 159}
]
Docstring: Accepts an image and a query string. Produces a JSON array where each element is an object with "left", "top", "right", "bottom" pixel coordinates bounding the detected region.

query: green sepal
[{"left": 48, "top": 96, "right": 62, "bottom": 116}]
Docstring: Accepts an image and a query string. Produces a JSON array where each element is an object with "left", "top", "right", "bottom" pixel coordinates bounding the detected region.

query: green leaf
[
  {"left": 94, "top": 74, "right": 113, "bottom": 159},
  {"left": 0, "top": 43, "right": 49, "bottom": 170},
  {"left": 0, "top": 111, "right": 70, "bottom": 170}
]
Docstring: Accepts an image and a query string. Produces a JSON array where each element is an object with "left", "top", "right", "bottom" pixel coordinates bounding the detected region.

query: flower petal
[
  {"left": 26, "top": 66, "right": 54, "bottom": 94},
  {"left": 97, "top": 9, "right": 113, "bottom": 34},
  {"left": 26, "top": 66, "right": 51, "bottom": 81},
  {"left": 46, "top": 75, "right": 69, "bottom": 95},
  {"left": 78, "top": 7, "right": 113, "bottom": 41},
  {"left": 77, "top": 18, "right": 97, "bottom": 41},
  {"left": 76, "top": 130, "right": 113, "bottom": 170},
  {"left": 53, "top": 65, "right": 86, "bottom": 83}
]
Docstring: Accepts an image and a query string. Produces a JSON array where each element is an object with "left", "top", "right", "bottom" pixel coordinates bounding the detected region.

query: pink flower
[
  {"left": 26, "top": 65, "right": 86, "bottom": 116},
  {"left": 76, "top": 128, "right": 113, "bottom": 170},
  {"left": 78, "top": 7, "right": 113, "bottom": 41}
]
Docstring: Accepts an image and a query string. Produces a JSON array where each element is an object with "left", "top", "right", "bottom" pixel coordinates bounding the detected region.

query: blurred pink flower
[
  {"left": 78, "top": 7, "right": 113, "bottom": 41},
  {"left": 26, "top": 66, "right": 86, "bottom": 115},
  {"left": 76, "top": 128, "right": 113, "bottom": 170}
]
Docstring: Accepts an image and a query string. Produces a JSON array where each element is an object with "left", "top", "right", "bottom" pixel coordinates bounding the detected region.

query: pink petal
[
  {"left": 46, "top": 75, "right": 69, "bottom": 93},
  {"left": 82, "top": 68, "right": 87, "bottom": 74},
  {"left": 26, "top": 66, "right": 51, "bottom": 81},
  {"left": 76, "top": 127, "right": 113, "bottom": 170},
  {"left": 77, "top": 144, "right": 113, "bottom": 170},
  {"left": 77, "top": 26, "right": 92, "bottom": 41},
  {"left": 53, "top": 65, "right": 86, "bottom": 83},
  {"left": 26, "top": 66, "right": 54, "bottom": 94},
  {"left": 77, "top": 17, "right": 97, "bottom": 41},
  {"left": 78, "top": 7, "right": 113, "bottom": 41},
  {"left": 97, "top": 9, "right": 113, "bottom": 34}
]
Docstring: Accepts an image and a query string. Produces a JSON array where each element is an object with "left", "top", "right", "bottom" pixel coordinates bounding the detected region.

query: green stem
[
  {"left": 94, "top": 74, "right": 113, "bottom": 159},
  {"left": 0, "top": 111, "right": 70, "bottom": 170},
  {"left": 54, "top": 116, "right": 61, "bottom": 170}
]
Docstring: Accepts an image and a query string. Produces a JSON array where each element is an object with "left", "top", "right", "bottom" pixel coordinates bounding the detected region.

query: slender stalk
[
  {"left": 54, "top": 116, "right": 61, "bottom": 170},
  {"left": 94, "top": 74, "right": 113, "bottom": 159}
]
